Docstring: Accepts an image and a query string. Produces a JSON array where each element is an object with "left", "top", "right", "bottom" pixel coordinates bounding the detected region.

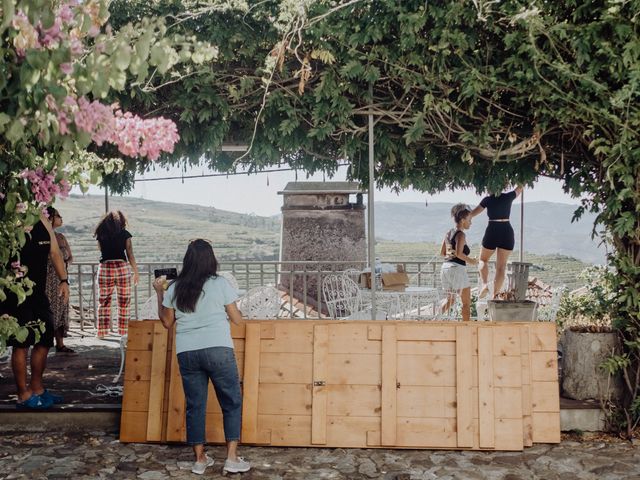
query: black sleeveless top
[
  {"left": 2, "top": 221, "right": 51, "bottom": 308},
  {"left": 479, "top": 190, "right": 518, "bottom": 220},
  {"left": 99, "top": 229, "right": 132, "bottom": 263},
  {"left": 444, "top": 229, "right": 470, "bottom": 266}
]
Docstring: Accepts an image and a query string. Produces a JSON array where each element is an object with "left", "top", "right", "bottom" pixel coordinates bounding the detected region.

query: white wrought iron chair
[
  {"left": 322, "top": 273, "right": 386, "bottom": 319},
  {"left": 342, "top": 268, "right": 363, "bottom": 287},
  {"left": 237, "top": 286, "right": 281, "bottom": 319}
]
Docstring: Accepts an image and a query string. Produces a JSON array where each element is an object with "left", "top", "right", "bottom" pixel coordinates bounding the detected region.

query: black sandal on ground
[{"left": 56, "top": 346, "right": 76, "bottom": 354}]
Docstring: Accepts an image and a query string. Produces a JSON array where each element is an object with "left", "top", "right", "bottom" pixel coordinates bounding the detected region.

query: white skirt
[{"left": 440, "top": 262, "right": 470, "bottom": 291}]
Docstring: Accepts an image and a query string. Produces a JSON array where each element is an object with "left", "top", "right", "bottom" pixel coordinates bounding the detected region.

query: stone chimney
[{"left": 278, "top": 181, "right": 366, "bottom": 309}]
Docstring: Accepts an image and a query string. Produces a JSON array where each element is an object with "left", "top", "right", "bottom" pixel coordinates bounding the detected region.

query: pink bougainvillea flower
[
  {"left": 20, "top": 168, "right": 71, "bottom": 204},
  {"left": 60, "top": 62, "right": 73, "bottom": 75}
]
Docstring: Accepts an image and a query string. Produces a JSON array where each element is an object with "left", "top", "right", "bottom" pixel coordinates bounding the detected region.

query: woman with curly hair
[
  {"left": 440, "top": 204, "right": 478, "bottom": 322},
  {"left": 94, "top": 210, "right": 139, "bottom": 337}
]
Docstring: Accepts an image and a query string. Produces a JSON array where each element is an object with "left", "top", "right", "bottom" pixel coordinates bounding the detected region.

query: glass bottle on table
[{"left": 374, "top": 257, "right": 382, "bottom": 289}]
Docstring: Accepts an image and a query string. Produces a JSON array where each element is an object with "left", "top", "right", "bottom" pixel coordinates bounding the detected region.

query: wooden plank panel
[
  {"left": 492, "top": 326, "right": 522, "bottom": 357},
  {"left": 381, "top": 325, "right": 397, "bottom": 446},
  {"left": 368, "top": 325, "right": 382, "bottom": 341},
  {"left": 327, "top": 354, "right": 381, "bottom": 385},
  {"left": 165, "top": 335, "right": 186, "bottom": 442},
  {"left": 259, "top": 384, "right": 312, "bottom": 415},
  {"left": 327, "top": 416, "right": 381, "bottom": 448},
  {"left": 261, "top": 324, "right": 313, "bottom": 353},
  {"left": 532, "top": 382, "right": 560, "bottom": 412},
  {"left": 146, "top": 322, "right": 169, "bottom": 441},
  {"left": 311, "top": 325, "right": 329, "bottom": 445},
  {"left": 119, "top": 411, "right": 148, "bottom": 443},
  {"left": 398, "top": 340, "right": 456, "bottom": 356},
  {"left": 396, "top": 418, "right": 457, "bottom": 448},
  {"left": 478, "top": 327, "right": 495, "bottom": 448},
  {"left": 456, "top": 326, "right": 474, "bottom": 448},
  {"left": 327, "top": 385, "right": 381, "bottom": 417},
  {"left": 260, "top": 322, "right": 275, "bottom": 339},
  {"left": 205, "top": 413, "right": 225, "bottom": 443},
  {"left": 397, "top": 354, "right": 456, "bottom": 387},
  {"left": 233, "top": 338, "right": 245, "bottom": 353},
  {"left": 121, "top": 380, "right": 150, "bottom": 412},
  {"left": 494, "top": 387, "right": 523, "bottom": 419},
  {"left": 123, "top": 350, "right": 151, "bottom": 381},
  {"left": 532, "top": 412, "right": 561, "bottom": 443},
  {"left": 235, "top": 352, "right": 244, "bottom": 380},
  {"left": 367, "top": 430, "right": 381, "bottom": 446},
  {"left": 520, "top": 326, "right": 533, "bottom": 447},
  {"left": 241, "top": 323, "right": 261, "bottom": 443},
  {"left": 120, "top": 319, "right": 559, "bottom": 450},
  {"left": 258, "top": 414, "right": 311, "bottom": 445},
  {"left": 127, "top": 321, "right": 155, "bottom": 350},
  {"left": 397, "top": 325, "right": 456, "bottom": 342},
  {"left": 330, "top": 324, "right": 381, "bottom": 354},
  {"left": 531, "top": 351, "right": 558, "bottom": 382},
  {"left": 529, "top": 323, "right": 557, "bottom": 351},
  {"left": 230, "top": 321, "right": 246, "bottom": 339},
  {"left": 493, "top": 356, "right": 524, "bottom": 388},
  {"left": 259, "top": 353, "right": 313, "bottom": 383},
  {"left": 494, "top": 418, "right": 524, "bottom": 451},
  {"left": 397, "top": 386, "right": 456, "bottom": 418}
]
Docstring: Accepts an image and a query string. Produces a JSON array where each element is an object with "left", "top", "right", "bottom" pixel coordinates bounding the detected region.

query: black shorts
[
  {"left": 2, "top": 295, "right": 54, "bottom": 349},
  {"left": 482, "top": 222, "right": 515, "bottom": 251}
]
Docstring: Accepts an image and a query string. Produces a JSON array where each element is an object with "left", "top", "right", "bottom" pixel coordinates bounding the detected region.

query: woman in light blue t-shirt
[{"left": 153, "top": 239, "right": 250, "bottom": 475}]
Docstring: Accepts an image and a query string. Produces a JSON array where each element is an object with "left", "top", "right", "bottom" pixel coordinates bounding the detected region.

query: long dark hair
[
  {"left": 46, "top": 206, "right": 59, "bottom": 222},
  {"left": 94, "top": 211, "right": 127, "bottom": 248},
  {"left": 173, "top": 239, "right": 218, "bottom": 312}
]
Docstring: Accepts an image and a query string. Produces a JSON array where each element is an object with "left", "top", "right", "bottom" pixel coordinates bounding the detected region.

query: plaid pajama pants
[{"left": 97, "top": 260, "right": 132, "bottom": 337}]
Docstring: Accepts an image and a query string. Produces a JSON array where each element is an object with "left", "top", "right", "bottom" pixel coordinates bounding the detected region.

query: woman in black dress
[{"left": 470, "top": 186, "right": 523, "bottom": 298}]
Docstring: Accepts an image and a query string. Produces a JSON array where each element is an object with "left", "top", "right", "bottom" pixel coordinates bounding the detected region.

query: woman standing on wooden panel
[
  {"left": 153, "top": 239, "right": 250, "bottom": 475},
  {"left": 470, "top": 186, "right": 523, "bottom": 298},
  {"left": 440, "top": 204, "right": 477, "bottom": 321}
]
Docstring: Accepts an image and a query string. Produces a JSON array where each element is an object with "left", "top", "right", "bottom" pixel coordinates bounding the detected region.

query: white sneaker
[
  {"left": 191, "top": 455, "right": 214, "bottom": 475},
  {"left": 223, "top": 456, "right": 251, "bottom": 473}
]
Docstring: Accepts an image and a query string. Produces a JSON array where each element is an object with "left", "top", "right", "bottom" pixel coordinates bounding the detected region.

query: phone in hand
[{"left": 154, "top": 268, "right": 177, "bottom": 280}]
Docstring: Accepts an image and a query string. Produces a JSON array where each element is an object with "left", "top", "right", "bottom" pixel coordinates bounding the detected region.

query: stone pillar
[
  {"left": 278, "top": 182, "right": 366, "bottom": 310},
  {"left": 560, "top": 330, "right": 624, "bottom": 402}
]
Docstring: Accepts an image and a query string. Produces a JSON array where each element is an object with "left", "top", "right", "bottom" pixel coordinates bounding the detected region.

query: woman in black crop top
[
  {"left": 470, "top": 186, "right": 523, "bottom": 298},
  {"left": 94, "top": 211, "right": 139, "bottom": 338},
  {"left": 439, "top": 204, "right": 478, "bottom": 322}
]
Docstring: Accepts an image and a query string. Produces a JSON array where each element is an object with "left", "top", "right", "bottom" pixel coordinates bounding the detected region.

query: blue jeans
[{"left": 177, "top": 346, "right": 242, "bottom": 445}]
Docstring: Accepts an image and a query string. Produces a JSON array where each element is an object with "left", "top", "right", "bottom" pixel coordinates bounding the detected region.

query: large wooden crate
[{"left": 120, "top": 320, "right": 560, "bottom": 450}]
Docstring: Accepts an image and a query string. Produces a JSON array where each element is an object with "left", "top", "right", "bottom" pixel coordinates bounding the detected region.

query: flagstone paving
[{"left": 1, "top": 431, "right": 639, "bottom": 479}]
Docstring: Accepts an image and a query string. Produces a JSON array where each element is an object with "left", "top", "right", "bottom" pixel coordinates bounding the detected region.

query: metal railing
[{"left": 68, "top": 259, "right": 470, "bottom": 330}]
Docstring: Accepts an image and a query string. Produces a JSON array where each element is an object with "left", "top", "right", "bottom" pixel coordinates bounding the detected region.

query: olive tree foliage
[{"left": 118, "top": 0, "right": 638, "bottom": 432}]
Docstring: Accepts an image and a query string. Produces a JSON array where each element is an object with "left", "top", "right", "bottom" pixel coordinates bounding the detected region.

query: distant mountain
[
  {"left": 58, "top": 195, "right": 280, "bottom": 263},
  {"left": 373, "top": 201, "right": 607, "bottom": 264},
  {"left": 56, "top": 195, "right": 605, "bottom": 265}
]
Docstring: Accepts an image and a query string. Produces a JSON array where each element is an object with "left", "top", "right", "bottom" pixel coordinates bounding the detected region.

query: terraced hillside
[
  {"left": 57, "top": 195, "right": 280, "bottom": 263},
  {"left": 55, "top": 195, "right": 590, "bottom": 290}
]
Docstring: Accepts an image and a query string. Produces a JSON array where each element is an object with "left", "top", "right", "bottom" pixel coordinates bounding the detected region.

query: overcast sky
[{"left": 73, "top": 164, "right": 579, "bottom": 217}]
